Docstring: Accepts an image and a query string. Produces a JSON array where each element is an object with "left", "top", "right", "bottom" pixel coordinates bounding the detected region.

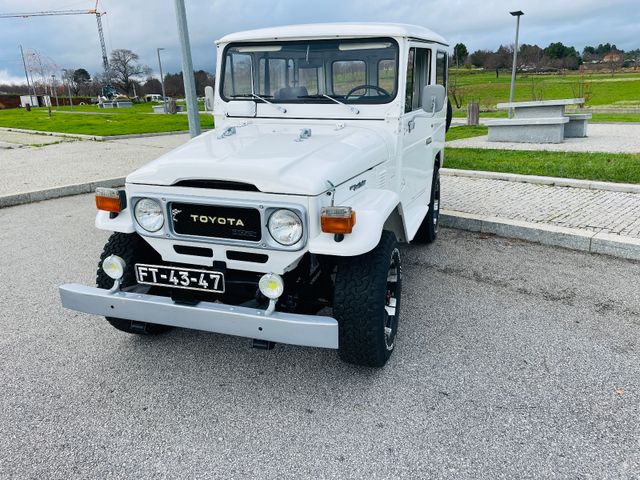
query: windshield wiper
[
  {"left": 229, "top": 93, "right": 273, "bottom": 98},
  {"left": 250, "top": 93, "right": 287, "bottom": 114},
  {"left": 321, "top": 94, "right": 359, "bottom": 115}
]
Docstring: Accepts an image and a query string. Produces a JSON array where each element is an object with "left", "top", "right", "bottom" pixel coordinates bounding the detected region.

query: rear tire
[
  {"left": 414, "top": 166, "right": 441, "bottom": 244},
  {"left": 96, "top": 232, "right": 172, "bottom": 335},
  {"left": 333, "top": 231, "right": 401, "bottom": 368}
]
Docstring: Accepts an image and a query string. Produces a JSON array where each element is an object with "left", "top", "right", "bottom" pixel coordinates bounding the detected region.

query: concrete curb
[
  {"left": 0, "top": 127, "right": 211, "bottom": 142},
  {"left": 441, "top": 168, "right": 640, "bottom": 194},
  {"left": 0, "top": 177, "right": 125, "bottom": 209},
  {"left": 441, "top": 210, "right": 640, "bottom": 261}
]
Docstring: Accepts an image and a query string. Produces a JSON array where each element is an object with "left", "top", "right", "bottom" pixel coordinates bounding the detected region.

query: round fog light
[
  {"left": 259, "top": 273, "right": 284, "bottom": 300},
  {"left": 102, "top": 255, "right": 126, "bottom": 280}
]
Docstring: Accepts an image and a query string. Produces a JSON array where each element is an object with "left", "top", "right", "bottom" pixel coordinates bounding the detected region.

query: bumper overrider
[{"left": 58, "top": 284, "right": 338, "bottom": 349}]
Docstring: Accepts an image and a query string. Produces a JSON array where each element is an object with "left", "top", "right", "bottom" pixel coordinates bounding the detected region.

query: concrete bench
[
  {"left": 497, "top": 98, "right": 584, "bottom": 119},
  {"left": 564, "top": 113, "right": 592, "bottom": 138},
  {"left": 486, "top": 117, "right": 569, "bottom": 144}
]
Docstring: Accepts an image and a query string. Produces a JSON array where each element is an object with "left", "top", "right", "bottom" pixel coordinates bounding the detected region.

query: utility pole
[
  {"left": 173, "top": 0, "right": 201, "bottom": 137},
  {"left": 19, "top": 45, "right": 35, "bottom": 104},
  {"left": 157, "top": 47, "right": 168, "bottom": 113},
  {"left": 508, "top": 10, "right": 524, "bottom": 118}
]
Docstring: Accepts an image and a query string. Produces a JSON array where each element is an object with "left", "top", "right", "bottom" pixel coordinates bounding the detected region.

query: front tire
[
  {"left": 96, "top": 232, "right": 172, "bottom": 335},
  {"left": 333, "top": 231, "right": 402, "bottom": 368}
]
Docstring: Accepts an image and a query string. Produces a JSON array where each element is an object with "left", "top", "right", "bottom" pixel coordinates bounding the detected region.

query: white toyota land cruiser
[{"left": 59, "top": 23, "right": 451, "bottom": 367}]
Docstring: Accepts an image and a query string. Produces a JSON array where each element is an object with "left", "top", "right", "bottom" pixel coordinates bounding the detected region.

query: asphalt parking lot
[{"left": 1, "top": 194, "right": 639, "bottom": 479}]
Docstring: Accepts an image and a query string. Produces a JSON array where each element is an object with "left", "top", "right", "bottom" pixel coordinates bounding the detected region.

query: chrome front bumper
[{"left": 59, "top": 284, "right": 338, "bottom": 349}]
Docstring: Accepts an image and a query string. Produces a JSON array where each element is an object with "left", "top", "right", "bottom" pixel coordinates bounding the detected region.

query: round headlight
[
  {"left": 268, "top": 209, "right": 303, "bottom": 246},
  {"left": 134, "top": 198, "right": 164, "bottom": 232}
]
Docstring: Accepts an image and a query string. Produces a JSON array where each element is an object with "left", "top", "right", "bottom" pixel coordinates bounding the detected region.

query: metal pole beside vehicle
[
  {"left": 157, "top": 47, "right": 168, "bottom": 113},
  {"left": 173, "top": 0, "right": 201, "bottom": 137},
  {"left": 508, "top": 10, "right": 524, "bottom": 119}
]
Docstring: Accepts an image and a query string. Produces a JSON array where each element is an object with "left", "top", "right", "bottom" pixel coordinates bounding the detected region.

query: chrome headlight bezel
[
  {"left": 134, "top": 198, "right": 165, "bottom": 232},
  {"left": 267, "top": 209, "right": 303, "bottom": 246}
]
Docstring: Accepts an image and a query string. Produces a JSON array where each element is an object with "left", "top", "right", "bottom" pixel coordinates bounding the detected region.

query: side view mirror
[
  {"left": 421, "top": 85, "right": 446, "bottom": 115},
  {"left": 204, "top": 85, "right": 215, "bottom": 112}
]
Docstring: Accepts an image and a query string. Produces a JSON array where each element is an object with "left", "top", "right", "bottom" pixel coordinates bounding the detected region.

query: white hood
[{"left": 126, "top": 123, "right": 388, "bottom": 196}]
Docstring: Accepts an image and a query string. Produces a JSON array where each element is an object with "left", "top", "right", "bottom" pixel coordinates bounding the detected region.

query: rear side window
[
  {"left": 436, "top": 51, "right": 447, "bottom": 87},
  {"left": 405, "top": 48, "right": 431, "bottom": 112}
]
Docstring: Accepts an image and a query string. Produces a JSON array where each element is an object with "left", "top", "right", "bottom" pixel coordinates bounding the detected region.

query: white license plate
[{"left": 135, "top": 264, "right": 225, "bottom": 293}]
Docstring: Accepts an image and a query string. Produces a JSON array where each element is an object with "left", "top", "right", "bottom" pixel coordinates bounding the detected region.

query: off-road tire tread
[
  {"left": 96, "top": 232, "right": 171, "bottom": 335},
  {"left": 414, "top": 167, "right": 440, "bottom": 244},
  {"left": 334, "top": 230, "right": 398, "bottom": 367}
]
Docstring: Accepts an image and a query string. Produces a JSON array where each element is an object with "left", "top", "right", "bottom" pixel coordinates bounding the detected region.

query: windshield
[{"left": 221, "top": 38, "right": 398, "bottom": 104}]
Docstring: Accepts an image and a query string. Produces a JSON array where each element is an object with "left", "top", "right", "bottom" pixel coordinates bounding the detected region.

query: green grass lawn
[
  {"left": 0, "top": 104, "right": 213, "bottom": 136},
  {"left": 445, "top": 147, "right": 640, "bottom": 184},
  {"left": 446, "top": 125, "right": 488, "bottom": 141},
  {"left": 449, "top": 68, "right": 640, "bottom": 122}
]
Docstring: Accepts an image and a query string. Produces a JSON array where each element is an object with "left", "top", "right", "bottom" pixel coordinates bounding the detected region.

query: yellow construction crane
[{"left": 0, "top": 1, "right": 111, "bottom": 82}]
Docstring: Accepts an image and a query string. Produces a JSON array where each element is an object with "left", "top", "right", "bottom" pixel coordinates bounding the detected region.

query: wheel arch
[{"left": 308, "top": 188, "right": 401, "bottom": 256}]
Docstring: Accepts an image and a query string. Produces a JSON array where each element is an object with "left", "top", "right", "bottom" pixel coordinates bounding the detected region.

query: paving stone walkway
[{"left": 443, "top": 175, "right": 640, "bottom": 239}]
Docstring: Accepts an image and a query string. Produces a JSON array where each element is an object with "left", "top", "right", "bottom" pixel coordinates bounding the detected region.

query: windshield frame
[{"left": 219, "top": 37, "right": 400, "bottom": 106}]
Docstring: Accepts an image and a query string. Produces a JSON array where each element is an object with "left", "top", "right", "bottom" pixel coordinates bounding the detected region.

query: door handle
[{"left": 407, "top": 119, "right": 415, "bottom": 132}]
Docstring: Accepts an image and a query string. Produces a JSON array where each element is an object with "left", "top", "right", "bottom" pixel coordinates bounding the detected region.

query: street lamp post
[
  {"left": 51, "top": 74, "right": 59, "bottom": 108},
  {"left": 157, "top": 47, "right": 168, "bottom": 114},
  {"left": 174, "top": 0, "right": 201, "bottom": 137},
  {"left": 508, "top": 10, "right": 524, "bottom": 118}
]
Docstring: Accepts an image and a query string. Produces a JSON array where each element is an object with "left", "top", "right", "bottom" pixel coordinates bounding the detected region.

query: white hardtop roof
[{"left": 217, "top": 23, "right": 448, "bottom": 46}]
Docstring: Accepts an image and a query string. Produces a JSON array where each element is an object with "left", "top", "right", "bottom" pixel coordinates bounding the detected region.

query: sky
[{"left": 1, "top": 0, "right": 639, "bottom": 84}]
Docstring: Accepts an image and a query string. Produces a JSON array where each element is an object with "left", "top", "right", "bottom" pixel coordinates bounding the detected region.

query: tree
[
  {"left": 469, "top": 49, "right": 491, "bottom": 68},
  {"left": 71, "top": 68, "right": 91, "bottom": 95},
  {"left": 142, "top": 77, "right": 162, "bottom": 95},
  {"left": 108, "top": 49, "right": 151, "bottom": 96},
  {"left": 453, "top": 43, "right": 468, "bottom": 67}
]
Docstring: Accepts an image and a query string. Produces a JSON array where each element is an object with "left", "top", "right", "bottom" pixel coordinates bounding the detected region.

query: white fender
[
  {"left": 95, "top": 208, "right": 135, "bottom": 233},
  {"left": 308, "top": 189, "right": 401, "bottom": 256}
]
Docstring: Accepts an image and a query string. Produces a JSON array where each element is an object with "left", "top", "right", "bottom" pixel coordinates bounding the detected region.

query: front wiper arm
[
  {"left": 251, "top": 93, "right": 287, "bottom": 114},
  {"left": 322, "top": 94, "right": 359, "bottom": 115}
]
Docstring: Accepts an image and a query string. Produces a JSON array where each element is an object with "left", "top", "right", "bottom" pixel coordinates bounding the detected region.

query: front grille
[{"left": 170, "top": 202, "right": 262, "bottom": 241}]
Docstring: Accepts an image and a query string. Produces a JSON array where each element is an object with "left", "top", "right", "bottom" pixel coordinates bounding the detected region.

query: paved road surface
[{"left": 1, "top": 194, "right": 639, "bottom": 479}]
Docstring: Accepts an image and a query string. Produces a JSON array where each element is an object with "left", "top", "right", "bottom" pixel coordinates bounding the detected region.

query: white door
[{"left": 400, "top": 47, "right": 434, "bottom": 212}]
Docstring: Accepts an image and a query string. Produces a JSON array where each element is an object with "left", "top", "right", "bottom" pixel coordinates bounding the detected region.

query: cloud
[
  {"left": 0, "top": 69, "right": 26, "bottom": 85},
  {"left": 0, "top": 0, "right": 638, "bottom": 83}
]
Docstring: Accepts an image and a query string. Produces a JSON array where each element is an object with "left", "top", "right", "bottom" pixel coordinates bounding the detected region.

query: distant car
[
  {"left": 59, "top": 23, "right": 452, "bottom": 368},
  {"left": 145, "top": 94, "right": 163, "bottom": 102}
]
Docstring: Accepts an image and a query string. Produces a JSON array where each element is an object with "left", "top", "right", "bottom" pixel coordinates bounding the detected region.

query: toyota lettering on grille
[{"left": 171, "top": 202, "right": 261, "bottom": 241}]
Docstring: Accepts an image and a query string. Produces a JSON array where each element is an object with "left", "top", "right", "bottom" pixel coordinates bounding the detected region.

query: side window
[
  {"left": 436, "top": 51, "right": 447, "bottom": 88},
  {"left": 405, "top": 49, "right": 415, "bottom": 113},
  {"left": 405, "top": 48, "right": 431, "bottom": 113},
  {"left": 332, "top": 60, "right": 366, "bottom": 96}
]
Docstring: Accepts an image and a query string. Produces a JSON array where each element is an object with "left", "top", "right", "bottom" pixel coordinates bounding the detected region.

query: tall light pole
[
  {"left": 508, "top": 10, "right": 524, "bottom": 118},
  {"left": 51, "top": 74, "right": 59, "bottom": 108},
  {"left": 174, "top": 0, "right": 201, "bottom": 137},
  {"left": 157, "top": 47, "right": 168, "bottom": 113},
  {"left": 19, "top": 45, "right": 35, "bottom": 105}
]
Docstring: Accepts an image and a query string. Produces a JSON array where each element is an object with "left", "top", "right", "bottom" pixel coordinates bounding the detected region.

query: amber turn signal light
[
  {"left": 321, "top": 206, "right": 356, "bottom": 234},
  {"left": 95, "top": 187, "right": 126, "bottom": 213}
]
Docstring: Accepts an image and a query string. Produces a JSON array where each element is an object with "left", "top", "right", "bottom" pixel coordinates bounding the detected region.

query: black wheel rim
[
  {"left": 432, "top": 175, "right": 440, "bottom": 232},
  {"left": 384, "top": 248, "right": 401, "bottom": 350}
]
